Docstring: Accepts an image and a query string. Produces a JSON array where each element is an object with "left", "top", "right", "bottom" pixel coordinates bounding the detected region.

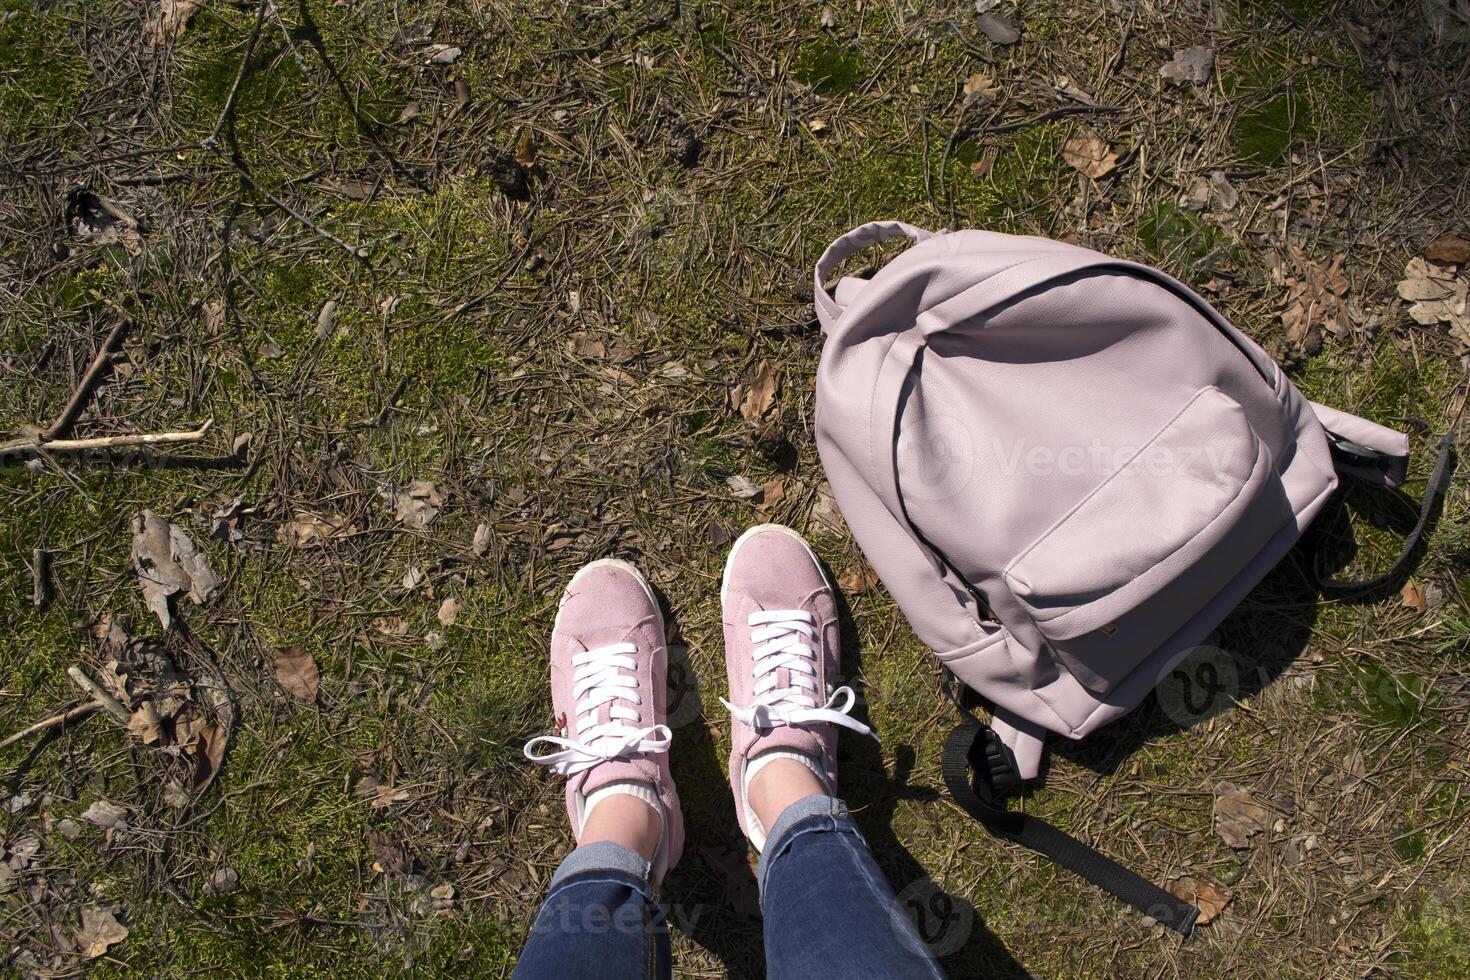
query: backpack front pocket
[{"left": 1002, "top": 386, "right": 1293, "bottom": 694}]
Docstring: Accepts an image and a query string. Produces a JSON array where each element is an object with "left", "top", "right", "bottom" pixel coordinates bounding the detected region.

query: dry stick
[
  {"left": 43, "top": 316, "right": 130, "bottom": 440},
  {"left": 205, "top": 0, "right": 270, "bottom": 148},
  {"left": 0, "top": 419, "right": 214, "bottom": 459},
  {"left": 0, "top": 702, "right": 101, "bottom": 752},
  {"left": 230, "top": 162, "right": 366, "bottom": 258},
  {"left": 65, "top": 667, "right": 132, "bottom": 726},
  {"left": 31, "top": 547, "right": 49, "bottom": 608}
]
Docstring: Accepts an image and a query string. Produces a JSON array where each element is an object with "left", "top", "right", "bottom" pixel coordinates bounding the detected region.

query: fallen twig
[
  {"left": 44, "top": 316, "right": 131, "bottom": 440},
  {"left": 31, "top": 547, "right": 50, "bottom": 608},
  {"left": 0, "top": 419, "right": 214, "bottom": 459},
  {"left": 66, "top": 666, "right": 132, "bottom": 726},
  {"left": 0, "top": 702, "right": 101, "bottom": 752},
  {"left": 230, "top": 161, "right": 367, "bottom": 258}
]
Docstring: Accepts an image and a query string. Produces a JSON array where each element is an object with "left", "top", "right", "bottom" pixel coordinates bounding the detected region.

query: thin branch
[
  {"left": 0, "top": 702, "right": 101, "bottom": 752},
  {"left": 65, "top": 667, "right": 132, "bottom": 726},
  {"left": 0, "top": 420, "right": 214, "bottom": 460},
  {"left": 44, "top": 316, "right": 131, "bottom": 439},
  {"left": 205, "top": 0, "right": 270, "bottom": 148},
  {"left": 230, "top": 161, "right": 367, "bottom": 259}
]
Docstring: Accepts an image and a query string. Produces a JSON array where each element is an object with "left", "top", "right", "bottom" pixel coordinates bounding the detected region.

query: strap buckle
[
  {"left": 974, "top": 725, "right": 1022, "bottom": 795},
  {"left": 1326, "top": 431, "right": 1393, "bottom": 473}
]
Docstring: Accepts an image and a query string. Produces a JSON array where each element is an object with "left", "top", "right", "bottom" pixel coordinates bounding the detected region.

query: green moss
[
  {"left": 1141, "top": 202, "right": 1236, "bottom": 267},
  {"left": 1394, "top": 890, "right": 1470, "bottom": 975},
  {"left": 0, "top": 1, "right": 90, "bottom": 143},
  {"left": 1294, "top": 341, "right": 1460, "bottom": 430},
  {"left": 432, "top": 598, "right": 546, "bottom": 772},
  {"left": 1394, "top": 832, "right": 1428, "bottom": 863},
  {"left": 1226, "top": 40, "right": 1375, "bottom": 166},
  {"left": 986, "top": 123, "right": 1065, "bottom": 223},
  {"left": 793, "top": 39, "right": 864, "bottom": 93},
  {"left": 1349, "top": 660, "right": 1436, "bottom": 730},
  {"left": 1240, "top": 0, "right": 1342, "bottom": 22},
  {"left": 181, "top": 13, "right": 310, "bottom": 133},
  {"left": 1236, "top": 88, "right": 1314, "bottom": 166}
]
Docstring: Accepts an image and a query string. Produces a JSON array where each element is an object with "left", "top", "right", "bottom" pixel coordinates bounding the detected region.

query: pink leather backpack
[{"left": 811, "top": 221, "right": 1456, "bottom": 932}]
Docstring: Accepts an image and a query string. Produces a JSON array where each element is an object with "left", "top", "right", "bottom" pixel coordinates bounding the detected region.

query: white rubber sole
[{"left": 719, "top": 523, "right": 829, "bottom": 607}]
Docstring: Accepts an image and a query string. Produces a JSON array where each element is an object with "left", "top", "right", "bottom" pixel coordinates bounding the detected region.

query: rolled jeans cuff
[
  {"left": 550, "top": 841, "right": 654, "bottom": 891},
  {"left": 756, "top": 794, "right": 850, "bottom": 895}
]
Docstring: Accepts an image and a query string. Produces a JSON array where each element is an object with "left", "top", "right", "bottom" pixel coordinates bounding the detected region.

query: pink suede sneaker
[
  {"left": 720, "top": 524, "right": 875, "bottom": 850},
  {"left": 523, "top": 559, "right": 684, "bottom": 882}
]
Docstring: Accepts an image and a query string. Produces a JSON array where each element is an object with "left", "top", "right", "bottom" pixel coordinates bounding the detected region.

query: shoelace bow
[
  {"left": 524, "top": 642, "right": 672, "bottom": 775},
  {"left": 721, "top": 610, "right": 874, "bottom": 738}
]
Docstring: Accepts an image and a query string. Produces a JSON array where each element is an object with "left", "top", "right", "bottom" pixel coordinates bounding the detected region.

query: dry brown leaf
[
  {"left": 1400, "top": 579, "right": 1427, "bottom": 614},
  {"left": 192, "top": 721, "right": 226, "bottom": 790},
  {"left": 1159, "top": 45, "right": 1215, "bottom": 86},
  {"left": 1425, "top": 233, "right": 1470, "bottom": 266},
  {"left": 962, "top": 72, "right": 1000, "bottom": 106},
  {"left": 976, "top": 10, "right": 1020, "bottom": 44},
  {"left": 76, "top": 906, "right": 128, "bottom": 959},
  {"left": 1166, "top": 876, "right": 1232, "bottom": 925},
  {"left": 1280, "top": 248, "right": 1355, "bottom": 344},
  {"left": 1061, "top": 137, "right": 1118, "bottom": 179},
  {"left": 368, "top": 829, "right": 413, "bottom": 874},
  {"left": 1396, "top": 257, "right": 1469, "bottom": 346},
  {"left": 274, "top": 646, "right": 319, "bottom": 701},
  {"left": 81, "top": 800, "right": 129, "bottom": 830},
  {"left": 757, "top": 477, "right": 786, "bottom": 512},
  {"left": 739, "top": 360, "right": 780, "bottom": 422},
  {"left": 393, "top": 480, "right": 443, "bottom": 529},
  {"left": 514, "top": 131, "right": 537, "bottom": 168},
  {"left": 126, "top": 702, "right": 163, "bottom": 745},
  {"left": 87, "top": 613, "right": 130, "bottom": 655},
  {"left": 837, "top": 560, "right": 880, "bottom": 595},
  {"left": 171, "top": 705, "right": 207, "bottom": 750},
  {"left": 131, "top": 510, "right": 220, "bottom": 629},
  {"left": 372, "top": 784, "right": 410, "bottom": 808},
  {"left": 437, "top": 596, "right": 461, "bottom": 626},
  {"left": 315, "top": 299, "right": 339, "bottom": 339},
  {"left": 148, "top": 0, "right": 200, "bottom": 46},
  {"left": 810, "top": 484, "right": 846, "bottom": 534},
  {"left": 278, "top": 511, "right": 355, "bottom": 548},
  {"left": 566, "top": 331, "right": 606, "bottom": 358},
  {"left": 727, "top": 475, "right": 762, "bottom": 499},
  {"left": 1214, "top": 781, "right": 1273, "bottom": 849},
  {"left": 162, "top": 781, "right": 191, "bottom": 808},
  {"left": 98, "top": 659, "right": 132, "bottom": 704},
  {"left": 372, "top": 615, "right": 408, "bottom": 636}
]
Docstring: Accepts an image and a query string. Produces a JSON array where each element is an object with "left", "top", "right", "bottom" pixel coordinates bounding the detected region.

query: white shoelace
[
  {"left": 524, "top": 642, "right": 672, "bottom": 775},
  {"left": 721, "top": 610, "right": 874, "bottom": 738}
]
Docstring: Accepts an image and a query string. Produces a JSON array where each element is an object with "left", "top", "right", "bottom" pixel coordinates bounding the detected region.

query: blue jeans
[{"left": 513, "top": 795, "right": 947, "bottom": 980}]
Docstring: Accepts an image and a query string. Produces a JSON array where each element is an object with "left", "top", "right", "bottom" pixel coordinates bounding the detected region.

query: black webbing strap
[
  {"left": 942, "top": 717, "right": 1200, "bottom": 936},
  {"left": 1319, "top": 430, "right": 1458, "bottom": 596}
]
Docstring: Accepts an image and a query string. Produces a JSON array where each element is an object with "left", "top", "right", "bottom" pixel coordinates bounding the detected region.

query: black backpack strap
[
  {"left": 941, "top": 714, "right": 1200, "bottom": 936},
  {"left": 1319, "top": 429, "right": 1458, "bottom": 596}
]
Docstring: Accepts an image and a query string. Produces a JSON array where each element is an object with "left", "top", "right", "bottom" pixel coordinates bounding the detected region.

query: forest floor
[{"left": 2, "top": 0, "right": 1469, "bottom": 976}]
